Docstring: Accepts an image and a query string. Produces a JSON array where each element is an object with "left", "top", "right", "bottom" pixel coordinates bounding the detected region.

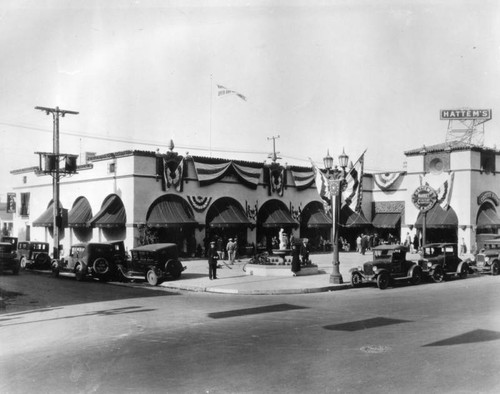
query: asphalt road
[{"left": 1, "top": 270, "right": 499, "bottom": 394}]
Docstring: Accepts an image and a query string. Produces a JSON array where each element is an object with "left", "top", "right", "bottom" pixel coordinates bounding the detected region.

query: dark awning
[
  {"left": 415, "top": 204, "right": 458, "bottom": 229},
  {"left": 32, "top": 202, "right": 55, "bottom": 227},
  {"left": 305, "top": 210, "right": 332, "bottom": 228},
  {"left": 340, "top": 206, "right": 371, "bottom": 227},
  {"left": 68, "top": 198, "right": 92, "bottom": 228},
  {"left": 147, "top": 198, "right": 197, "bottom": 228},
  {"left": 208, "top": 204, "right": 252, "bottom": 228},
  {"left": 477, "top": 206, "right": 500, "bottom": 229},
  {"left": 372, "top": 213, "right": 401, "bottom": 228},
  {"left": 88, "top": 195, "right": 126, "bottom": 228},
  {"left": 260, "top": 204, "right": 298, "bottom": 228}
]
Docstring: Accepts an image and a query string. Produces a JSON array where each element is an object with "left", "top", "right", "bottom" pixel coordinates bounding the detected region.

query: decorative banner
[
  {"left": 374, "top": 172, "right": 403, "bottom": 190},
  {"left": 246, "top": 200, "right": 258, "bottom": 220},
  {"left": 269, "top": 167, "right": 284, "bottom": 196},
  {"left": 187, "top": 196, "right": 212, "bottom": 212},
  {"left": 164, "top": 158, "right": 184, "bottom": 192},
  {"left": 6, "top": 193, "right": 16, "bottom": 213},
  {"left": 342, "top": 151, "right": 365, "bottom": 213},
  {"left": 436, "top": 172, "right": 455, "bottom": 209},
  {"left": 412, "top": 185, "right": 438, "bottom": 212},
  {"left": 193, "top": 160, "right": 262, "bottom": 187},
  {"left": 289, "top": 202, "right": 302, "bottom": 221},
  {"left": 290, "top": 169, "right": 315, "bottom": 190}
]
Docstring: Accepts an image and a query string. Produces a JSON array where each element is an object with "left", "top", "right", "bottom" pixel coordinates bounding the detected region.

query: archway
[
  {"left": 300, "top": 201, "right": 332, "bottom": 251},
  {"left": 257, "top": 199, "right": 298, "bottom": 252}
]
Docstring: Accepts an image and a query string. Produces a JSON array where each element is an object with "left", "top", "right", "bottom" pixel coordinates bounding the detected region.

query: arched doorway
[
  {"left": 300, "top": 201, "right": 332, "bottom": 252},
  {"left": 415, "top": 204, "right": 458, "bottom": 245},
  {"left": 88, "top": 194, "right": 126, "bottom": 241},
  {"left": 257, "top": 200, "right": 298, "bottom": 252},
  {"left": 68, "top": 196, "right": 93, "bottom": 243},
  {"left": 476, "top": 202, "right": 500, "bottom": 249}
]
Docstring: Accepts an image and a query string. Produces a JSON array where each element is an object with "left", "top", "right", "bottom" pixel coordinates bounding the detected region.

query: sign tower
[{"left": 441, "top": 108, "right": 492, "bottom": 146}]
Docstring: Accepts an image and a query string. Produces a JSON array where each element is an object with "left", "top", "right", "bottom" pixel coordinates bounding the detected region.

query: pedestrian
[
  {"left": 234, "top": 236, "right": 240, "bottom": 261},
  {"left": 356, "top": 235, "right": 362, "bottom": 253},
  {"left": 207, "top": 241, "right": 218, "bottom": 280},
  {"left": 300, "top": 238, "right": 310, "bottom": 264},
  {"left": 361, "top": 234, "right": 368, "bottom": 255},
  {"left": 216, "top": 236, "right": 224, "bottom": 260},
  {"left": 291, "top": 241, "right": 301, "bottom": 276},
  {"left": 227, "top": 238, "right": 236, "bottom": 264},
  {"left": 460, "top": 237, "right": 467, "bottom": 255}
]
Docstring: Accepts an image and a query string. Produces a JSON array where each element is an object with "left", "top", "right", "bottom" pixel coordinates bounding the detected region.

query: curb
[{"left": 161, "top": 283, "right": 352, "bottom": 295}]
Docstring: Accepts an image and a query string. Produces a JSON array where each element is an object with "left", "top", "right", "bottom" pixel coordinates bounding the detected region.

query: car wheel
[
  {"left": 410, "top": 266, "right": 422, "bottom": 285},
  {"left": 431, "top": 266, "right": 444, "bottom": 283},
  {"left": 51, "top": 261, "right": 60, "bottom": 278},
  {"left": 20, "top": 257, "right": 27, "bottom": 270},
  {"left": 35, "top": 253, "right": 50, "bottom": 269},
  {"left": 491, "top": 261, "right": 499, "bottom": 276},
  {"left": 377, "top": 272, "right": 390, "bottom": 290},
  {"left": 351, "top": 272, "right": 363, "bottom": 288},
  {"left": 458, "top": 263, "right": 468, "bottom": 279},
  {"left": 166, "top": 260, "right": 183, "bottom": 280},
  {"left": 146, "top": 269, "right": 160, "bottom": 286},
  {"left": 92, "top": 258, "right": 109, "bottom": 275},
  {"left": 75, "top": 263, "right": 86, "bottom": 281}
]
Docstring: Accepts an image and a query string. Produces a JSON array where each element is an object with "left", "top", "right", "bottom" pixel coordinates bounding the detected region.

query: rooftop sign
[{"left": 440, "top": 109, "right": 492, "bottom": 121}]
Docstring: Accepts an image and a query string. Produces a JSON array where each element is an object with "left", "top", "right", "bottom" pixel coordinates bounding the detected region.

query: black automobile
[
  {"left": 418, "top": 243, "right": 469, "bottom": 282},
  {"left": 52, "top": 242, "right": 117, "bottom": 281},
  {"left": 349, "top": 244, "right": 423, "bottom": 290},
  {"left": 117, "top": 243, "right": 185, "bottom": 286},
  {"left": 0, "top": 242, "right": 21, "bottom": 275},
  {"left": 17, "top": 241, "right": 51, "bottom": 269},
  {"left": 471, "top": 240, "right": 500, "bottom": 276},
  {"left": 1, "top": 236, "right": 18, "bottom": 250}
]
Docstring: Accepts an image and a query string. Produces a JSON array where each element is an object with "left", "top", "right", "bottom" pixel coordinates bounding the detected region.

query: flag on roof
[{"left": 217, "top": 84, "right": 247, "bottom": 101}]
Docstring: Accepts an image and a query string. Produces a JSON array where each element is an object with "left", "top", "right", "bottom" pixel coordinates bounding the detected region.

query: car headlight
[
  {"left": 427, "top": 262, "right": 432, "bottom": 268},
  {"left": 372, "top": 266, "right": 377, "bottom": 271}
]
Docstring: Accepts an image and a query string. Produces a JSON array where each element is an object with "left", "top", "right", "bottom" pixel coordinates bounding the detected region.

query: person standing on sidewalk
[
  {"left": 291, "top": 241, "right": 301, "bottom": 276},
  {"left": 207, "top": 241, "right": 218, "bottom": 280},
  {"left": 227, "top": 238, "right": 236, "bottom": 264}
]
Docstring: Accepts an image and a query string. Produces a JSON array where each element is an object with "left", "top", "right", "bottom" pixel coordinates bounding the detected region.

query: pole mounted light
[
  {"left": 34, "top": 106, "right": 79, "bottom": 260},
  {"left": 323, "top": 148, "right": 349, "bottom": 284}
]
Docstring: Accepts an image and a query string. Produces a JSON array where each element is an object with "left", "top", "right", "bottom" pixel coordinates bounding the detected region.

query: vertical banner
[{"left": 6, "top": 193, "right": 16, "bottom": 213}]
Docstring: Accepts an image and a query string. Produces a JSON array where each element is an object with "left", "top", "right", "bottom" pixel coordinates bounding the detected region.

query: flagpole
[{"left": 209, "top": 74, "right": 213, "bottom": 157}]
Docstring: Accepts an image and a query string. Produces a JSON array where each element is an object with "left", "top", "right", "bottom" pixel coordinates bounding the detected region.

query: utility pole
[
  {"left": 267, "top": 135, "right": 281, "bottom": 163},
  {"left": 35, "top": 106, "right": 79, "bottom": 260}
]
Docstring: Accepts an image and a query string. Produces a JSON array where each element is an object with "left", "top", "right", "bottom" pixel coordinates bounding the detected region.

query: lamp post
[{"left": 324, "top": 148, "right": 349, "bottom": 284}]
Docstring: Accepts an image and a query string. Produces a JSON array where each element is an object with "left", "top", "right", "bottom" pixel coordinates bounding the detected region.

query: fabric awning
[
  {"left": 147, "top": 198, "right": 197, "bottom": 228},
  {"left": 372, "top": 213, "right": 401, "bottom": 228},
  {"left": 415, "top": 204, "right": 458, "bottom": 229},
  {"left": 340, "top": 206, "right": 371, "bottom": 227},
  {"left": 32, "top": 202, "right": 55, "bottom": 227},
  {"left": 305, "top": 210, "right": 332, "bottom": 228},
  {"left": 476, "top": 206, "right": 500, "bottom": 229},
  {"left": 260, "top": 204, "right": 298, "bottom": 228},
  {"left": 208, "top": 203, "right": 252, "bottom": 228},
  {"left": 68, "top": 198, "right": 92, "bottom": 228},
  {"left": 88, "top": 195, "right": 126, "bottom": 228}
]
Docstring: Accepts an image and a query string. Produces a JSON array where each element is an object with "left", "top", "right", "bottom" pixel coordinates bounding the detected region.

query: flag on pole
[
  {"left": 342, "top": 150, "right": 366, "bottom": 212},
  {"left": 309, "top": 158, "right": 331, "bottom": 208},
  {"left": 436, "top": 171, "right": 455, "bottom": 209},
  {"left": 217, "top": 84, "right": 247, "bottom": 101}
]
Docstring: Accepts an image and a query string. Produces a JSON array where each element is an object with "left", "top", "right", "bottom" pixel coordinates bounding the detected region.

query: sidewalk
[{"left": 159, "top": 251, "right": 424, "bottom": 295}]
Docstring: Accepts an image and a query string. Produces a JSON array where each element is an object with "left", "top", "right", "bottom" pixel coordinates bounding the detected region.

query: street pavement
[{"left": 158, "top": 250, "right": 476, "bottom": 294}]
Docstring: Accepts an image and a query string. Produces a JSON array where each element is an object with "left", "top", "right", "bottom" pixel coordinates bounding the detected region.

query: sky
[{"left": 1, "top": 0, "right": 499, "bottom": 200}]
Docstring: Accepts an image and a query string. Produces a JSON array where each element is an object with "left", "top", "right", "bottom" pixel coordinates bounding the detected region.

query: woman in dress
[{"left": 291, "top": 241, "right": 301, "bottom": 276}]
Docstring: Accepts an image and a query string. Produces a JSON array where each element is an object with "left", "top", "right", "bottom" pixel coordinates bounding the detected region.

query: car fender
[
  {"left": 373, "top": 267, "right": 389, "bottom": 276},
  {"left": 349, "top": 267, "right": 361, "bottom": 274},
  {"left": 407, "top": 264, "right": 422, "bottom": 277},
  {"left": 457, "top": 260, "right": 468, "bottom": 274}
]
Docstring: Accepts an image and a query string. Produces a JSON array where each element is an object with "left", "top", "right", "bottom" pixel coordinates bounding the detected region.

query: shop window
[
  {"left": 480, "top": 151, "right": 496, "bottom": 174},
  {"left": 20, "top": 192, "right": 30, "bottom": 216},
  {"left": 108, "top": 162, "right": 116, "bottom": 174}
]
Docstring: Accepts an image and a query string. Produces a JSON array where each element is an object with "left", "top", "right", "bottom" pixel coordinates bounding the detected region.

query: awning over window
[
  {"left": 476, "top": 206, "right": 500, "bottom": 229},
  {"left": 372, "top": 213, "right": 401, "bottom": 228},
  {"left": 88, "top": 195, "right": 126, "bottom": 228},
  {"left": 340, "top": 206, "right": 371, "bottom": 227},
  {"left": 259, "top": 204, "right": 297, "bottom": 228},
  {"left": 305, "top": 210, "right": 332, "bottom": 228},
  {"left": 68, "top": 198, "right": 92, "bottom": 228},
  {"left": 147, "top": 198, "right": 197, "bottom": 228},
  {"left": 208, "top": 203, "right": 252, "bottom": 228},
  {"left": 415, "top": 204, "right": 458, "bottom": 229},
  {"left": 32, "top": 201, "right": 55, "bottom": 227}
]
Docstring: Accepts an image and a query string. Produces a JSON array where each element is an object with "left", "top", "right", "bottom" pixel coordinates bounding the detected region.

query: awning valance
[
  {"left": 208, "top": 203, "right": 252, "bottom": 228},
  {"left": 68, "top": 198, "right": 92, "bottom": 228},
  {"left": 340, "top": 206, "right": 371, "bottom": 227},
  {"left": 88, "top": 195, "right": 126, "bottom": 228},
  {"left": 476, "top": 206, "right": 500, "bottom": 229},
  {"left": 415, "top": 204, "right": 458, "bottom": 229},
  {"left": 147, "top": 198, "right": 197, "bottom": 228},
  {"left": 372, "top": 213, "right": 401, "bottom": 228},
  {"left": 259, "top": 204, "right": 297, "bottom": 228},
  {"left": 32, "top": 202, "right": 55, "bottom": 227}
]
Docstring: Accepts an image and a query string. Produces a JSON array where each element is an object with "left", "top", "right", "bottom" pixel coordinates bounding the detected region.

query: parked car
[
  {"left": 350, "top": 244, "right": 423, "bottom": 290},
  {"left": 117, "top": 243, "right": 185, "bottom": 286},
  {"left": 17, "top": 241, "right": 51, "bottom": 269},
  {"left": 418, "top": 243, "right": 469, "bottom": 282},
  {"left": 52, "top": 242, "right": 117, "bottom": 281},
  {"left": 1, "top": 236, "right": 18, "bottom": 250},
  {"left": 0, "top": 242, "right": 21, "bottom": 275},
  {"left": 471, "top": 240, "right": 500, "bottom": 276}
]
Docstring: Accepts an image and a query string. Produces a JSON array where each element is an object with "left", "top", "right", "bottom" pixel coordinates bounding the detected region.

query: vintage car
[
  {"left": 1, "top": 236, "right": 18, "bottom": 250},
  {"left": 350, "top": 244, "right": 423, "bottom": 290},
  {"left": 17, "top": 241, "right": 51, "bottom": 269},
  {"left": 417, "top": 243, "right": 469, "bottom": 282},
  {"left": 117, "top": 243, "right": 185, "bottom": 286},
  {"left": 52, "top": 242, "right": 117, "bottom": 281},
  {"left": 471, "top": 239, "right": 500, "bottom": 276},
  {"left": 0, "top": 242, "right": 21, "bottom": 275}
]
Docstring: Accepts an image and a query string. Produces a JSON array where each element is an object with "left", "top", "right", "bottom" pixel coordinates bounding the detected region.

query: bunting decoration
[
  {"left": 217, "top": 84, "right": 247, "bottom": 101},
  {"left": 374, "top": 172, "right": 403, "bottom": 190},
  {"left": 192, "top": 160, "right": 262, "bottom": 188},
  {"left": 164, "top": 158, "right": 184, "bottom": 192},
  {"left": 291, "top": 169, "right": 315, "bottom": 190},
  {"left": 342, "top": 151, "right": 365, "bottom": 213},
  {"left": 187, "top": 196, "right": 212, "bottom": 212},
  {"left": 436, "top": 172, "right": 455, "bottom": 209}
]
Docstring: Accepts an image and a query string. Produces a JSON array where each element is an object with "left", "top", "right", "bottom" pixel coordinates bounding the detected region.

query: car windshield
[
  {"left": 373, "top": 249, "right": 392, "bottom": 259},
  {"left": 423, "top": 247, "right": 442, "bottom": 257}
]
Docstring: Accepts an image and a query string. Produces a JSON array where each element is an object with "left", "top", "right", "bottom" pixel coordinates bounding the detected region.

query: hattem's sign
[
  {"left": 412, "top": 185, "right": 437, "bottom": 212},
  {"left": 440, "top": 109, "right": 491, "bottom": 121}
]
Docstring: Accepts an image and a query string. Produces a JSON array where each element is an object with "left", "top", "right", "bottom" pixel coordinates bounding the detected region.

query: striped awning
[
  {"left": 68, "top": 198, "right": 92, "bottom": 228},
  {"left": 259, "top": 204, "right": 298, "bottom": 228},
  {"left": 372, "top": 213, "right": 401, "bottom": 228},
  {"left": 147, "top": 198, "right": 197, "bottom": 228},
  {"left": 32, "top": 202, "right": 55, "bottom": 227},
  {"left": 208, "top": 203, "right": 252, "bottom": 228},
  {"left": 305, "top": 210, "right": 332, "bottom": 228},
  {"left": 340, "top": 206, "right": 371, "bottom": 227},
  {"left": 477, "top": 206, "right": 500, "bottom": 229},
  {"left": 88, "top": 195, "right": 126, "bottom": 228},
  {"left": 415, "top": 204, "right": 458, "bottom": 229}
]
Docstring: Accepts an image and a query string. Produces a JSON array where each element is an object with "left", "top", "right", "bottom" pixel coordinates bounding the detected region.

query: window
[
  {"left": 108, "top": 162, "right": 116, "bottom": 174},
  {"left": 20, "top": 192, "right": 30, "bottom": 216}
]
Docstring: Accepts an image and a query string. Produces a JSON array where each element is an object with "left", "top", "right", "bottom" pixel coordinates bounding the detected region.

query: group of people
[
  {"left": 206, "top": 236, "right": 239, "bottom": 280},
  {"left": 355, "top": 233, "right": 384, "bottom": 255}
]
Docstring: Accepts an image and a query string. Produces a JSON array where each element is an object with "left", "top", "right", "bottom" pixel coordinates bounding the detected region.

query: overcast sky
[{"left": 1, "top": 0, "right": 499, "bottom": 199}]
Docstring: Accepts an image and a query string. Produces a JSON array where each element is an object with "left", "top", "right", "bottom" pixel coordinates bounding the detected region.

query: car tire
[
  {"left": 166, "top": 260, "right": 183, "bottom": 280},
  {"left": 409, "top": 266, "right": 422, "bottom": 285},
  {"left": 491, "top": 261, "right": 499, "bottom": 276},
  {"left": 35, "top": 253, "right": 50, "bottom": 269},
  {"left": 92, "top": 258, "right": 109, "bottom": 275},
  {"left": 75, "top": 263, "right": 86, "bottom": 281},
  {"left": 51, "top": 261, "right": 60, "bottom": 278},
  {"left": 377, "top": 272, "right": 390, "bottom": 290},
  {"left": 351, "top": 272, "right": 363, "bottom": 288},
  {"left": 20, "top": 257, "right": 27, "bottom": 270},
  {"left": 458, "top": 263, "right": 468, "bottom": 279},
  {"left": 431, "top": 266, "right": 444, "bottom": 283},
  {"left": 146, "top": 269, "right": 160, "bottom": 286}
]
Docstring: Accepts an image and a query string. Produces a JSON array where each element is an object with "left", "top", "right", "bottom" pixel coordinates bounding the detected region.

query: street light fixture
[{"left": 323, "top": 148, "right": 349, "bottom": 284}]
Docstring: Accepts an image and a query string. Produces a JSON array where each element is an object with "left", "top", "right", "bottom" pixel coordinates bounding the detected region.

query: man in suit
[{"left": 207, "top": 241, "right": 219, "bottom": 280}]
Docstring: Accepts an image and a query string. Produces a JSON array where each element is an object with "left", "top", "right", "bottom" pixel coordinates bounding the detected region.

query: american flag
[{"left": 217, "top": 84, "right": 247, "bottom": 101}]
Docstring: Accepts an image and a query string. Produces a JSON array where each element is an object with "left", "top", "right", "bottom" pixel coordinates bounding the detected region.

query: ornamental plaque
[{"left": 412, "top": 185, "right": 437, "bottom": 212}]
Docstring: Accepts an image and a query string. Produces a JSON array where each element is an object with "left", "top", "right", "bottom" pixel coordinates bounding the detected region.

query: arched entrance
[
  {"left": 476, "top": 202, "right": 500, "bottom": 249},
  {"left": 88, "top": 194, "right": 126, "bottom": 241},
  {"left": 68, "top": 196, "right": 93, "bottom": 242},
  {"left": 415, "top": 204, "right": 458, "bottom": 244},
  {"left": 257, "top": 200, "right": 298, "bottom": 252},
  {"left": 300, "top": 201, "right": 332, "bottom": 252}
]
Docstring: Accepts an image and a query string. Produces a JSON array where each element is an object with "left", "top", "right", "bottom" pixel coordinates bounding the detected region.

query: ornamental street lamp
[{"left": 323, "top": 148, "right": 349, "bottom": 284}]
